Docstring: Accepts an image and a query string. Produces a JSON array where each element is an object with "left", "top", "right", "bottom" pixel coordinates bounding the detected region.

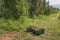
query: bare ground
[
  {"left": 0, "top": 31, "right": 46, "bottom": 40},
  {"left": 0, "top": 30, "right": 59, "bottom": 40}
]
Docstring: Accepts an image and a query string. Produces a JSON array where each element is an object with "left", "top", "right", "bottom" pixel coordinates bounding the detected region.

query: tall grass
[{"left": 0, "top": 12, "right": 60, "bottom": 40}]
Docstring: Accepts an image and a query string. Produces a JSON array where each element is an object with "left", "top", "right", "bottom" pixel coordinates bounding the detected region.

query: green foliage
[
  {"left": 0, "top": 16, "right": 32, "bottom": 31},
  {"left": 29, "top": 0, "right": 47, "bottom": 17},
  {"left": 0, "top": 0, "right": 59, "bottom": 19},
  {"left": 17, "top": 0, "right": 29, "bottom": 16},
  {"left": 0, "top": 0, "right": 59, "bottom": 32},
  {"left": 2, "top": 0, "right": 19, "bottom": 19},
  {"left": 0, "top": 0, "right": 60, "bottom": 40}
]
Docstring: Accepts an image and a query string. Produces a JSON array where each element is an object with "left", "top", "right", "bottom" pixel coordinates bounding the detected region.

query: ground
[{"left": 0, "top": 11, "right": 60, "bottom": 40}]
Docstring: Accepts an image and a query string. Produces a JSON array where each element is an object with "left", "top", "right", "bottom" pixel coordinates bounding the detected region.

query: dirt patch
[
  {"left": 0, "top": 30, "right": 59, "bottom": 40},
  {"left": 0, "top": 31, "right": 19, "bottom": 40},
  {"left": 0, "top": 31, "right": 44, "bottom": 40}
]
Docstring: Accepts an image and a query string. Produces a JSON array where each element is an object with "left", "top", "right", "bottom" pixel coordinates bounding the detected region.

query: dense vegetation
[
  {"left": 0, "top": 0, "right": 59, "bottom": 19},
  {"left": 0, "top": 0, "right": 60, "bottom": 40},
  {"left": 0, "top": 0, "right": 59, "bottom": 32}
]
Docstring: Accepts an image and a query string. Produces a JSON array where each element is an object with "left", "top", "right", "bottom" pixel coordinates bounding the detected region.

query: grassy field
[{"left": 0, "top": 11, "right": 60, "bottom": 40}]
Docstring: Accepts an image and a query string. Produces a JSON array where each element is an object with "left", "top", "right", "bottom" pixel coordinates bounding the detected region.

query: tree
[
  {"left": 44, "top": 1, "right": 50, "bottom": 15},
  {"left": 17, "top": 0, "right": 29, "bottom": 16},
  {"left": 28, "top": 0, "right": 46, "bottom": 17},
  {"left": 3, "top": 0, "right": 19, "bottom": 19}
]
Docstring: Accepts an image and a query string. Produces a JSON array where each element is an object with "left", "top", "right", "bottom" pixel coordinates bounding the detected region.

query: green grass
[{"left": 0, "top": 11, "right": 60, "bottom": 40}]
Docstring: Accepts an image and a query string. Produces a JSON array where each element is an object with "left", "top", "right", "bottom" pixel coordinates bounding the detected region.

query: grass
[{"left": 0, "top": 11, "right": 60, "bottom": 40}]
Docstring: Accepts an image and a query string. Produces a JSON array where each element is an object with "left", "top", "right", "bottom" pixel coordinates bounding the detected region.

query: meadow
[{"left": 0, "top": 11, "right": 60, "bottom": 40}]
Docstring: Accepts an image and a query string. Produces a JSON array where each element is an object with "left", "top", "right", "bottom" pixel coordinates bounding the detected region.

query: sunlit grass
[{"left": 0, "top": 11, "right": 60, "bottom": 40}]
